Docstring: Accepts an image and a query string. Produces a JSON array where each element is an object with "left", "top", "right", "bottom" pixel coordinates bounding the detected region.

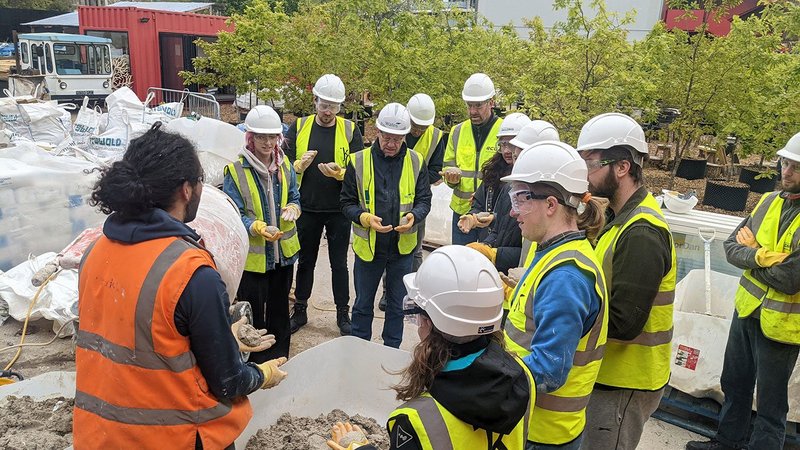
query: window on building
[{"left": 85, "top": 30, "right": 129, "bottom": 58}]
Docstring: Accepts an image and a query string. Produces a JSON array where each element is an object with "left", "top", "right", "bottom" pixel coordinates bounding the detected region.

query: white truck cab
[{"left": 12, "top": 33, "right": 113, "bottom": 103}]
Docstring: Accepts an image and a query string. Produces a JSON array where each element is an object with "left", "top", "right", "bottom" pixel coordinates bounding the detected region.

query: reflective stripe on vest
[
  {"left": 412, "top": 126, "right": 443, "bottom": 165},
  {"left": 295, "top": 114, "right": 354, "bottom": 186},
  {"left": 443, "top": 119, "right": 503, "bottom": 214},
  {"left": 225, "top": 157, "right": 300, "bottom": 272},
  {"left": 351, "top": 148, "right": 421, "bottom": 262},
  {"left": 387, "top": 356, "right": 534, "bottom": 450},
  {"left": 594, "top": 193, "right": 677, "bottom": 390},
  {"left": 75, "top": 236, "right": 251, "bottom": 449},
  {"left": 504, "top": 239, "right": 608, "bottom": 444},
  {"left": 734, "top": 191, "right": 800, "bottom": 345}
]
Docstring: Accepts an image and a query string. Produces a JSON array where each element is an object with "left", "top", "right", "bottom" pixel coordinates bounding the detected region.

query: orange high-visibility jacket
[{"left": 74, "top": 235, "right": 252, "bottom": 449}]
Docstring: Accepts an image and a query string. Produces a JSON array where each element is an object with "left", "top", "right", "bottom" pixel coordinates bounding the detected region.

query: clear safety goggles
[
  {"left": 315, "top": 100, "right": 341, "bottom": 113},
  {"left": 781, "top": 157, "right": 800, "bottom": 175},
  {"left": 508, "top": 188, "right": 553, "bottom": 214}
]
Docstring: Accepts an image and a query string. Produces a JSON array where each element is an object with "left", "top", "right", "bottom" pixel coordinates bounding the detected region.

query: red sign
[{"left": 675, "top": 344, "right": 700, "bottom": 371}]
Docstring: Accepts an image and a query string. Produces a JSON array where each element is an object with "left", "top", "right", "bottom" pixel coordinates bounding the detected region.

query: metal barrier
[{"left": 146, "top": 87, "right": 221, "bottom": 120}]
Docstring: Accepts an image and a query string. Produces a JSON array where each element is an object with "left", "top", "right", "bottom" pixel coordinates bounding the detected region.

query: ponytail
[{"left": 577, "top": 196, "right": 607, "bottom": 245}]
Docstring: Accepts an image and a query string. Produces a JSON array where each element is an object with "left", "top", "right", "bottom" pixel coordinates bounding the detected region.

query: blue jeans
[
  {"left": 451, "top": 211, "right": 479, "bottom": 245},
  {"left": 352, "top": 252, "right": 413, "bottom": 348},
  {"left": 715, "top": 311, "right": 799, "bottom": 450},
  {"left": 527, "top": 432, "right": 583, "bottom": 450}
]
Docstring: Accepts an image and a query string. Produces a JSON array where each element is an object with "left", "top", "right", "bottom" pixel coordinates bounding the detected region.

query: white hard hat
[
  {"left": 462, "top": 73, "right": 496, "bottom": 102},
  {"left": 576, "top": 113, "right": 648, "bottom": 166},
  {"left": 502, "top": 141, "right": 589, "bottom": 204},
  {"left": 510, "top": 120, "right": 560, "bottom": 148},
  {"left": 312, "top": 74, "right": 346, "bottom": 103},
  {"left": 496, "top": 112, "right": 531, "bottom": 138},
  {"left": 406, "top": 93, "right": 435, "bottom": 126},
  {"left": 403, "top": 245, "right": 504, "bottom": 338},
  {"left": 376, "top": 102, "right": 411, "bottom": 135},
  {"left": 777, "top": 132, "right": 800, "bottom": 163},
  {"left": 245, "top": 105, "right": 282, "bottom": 134}
]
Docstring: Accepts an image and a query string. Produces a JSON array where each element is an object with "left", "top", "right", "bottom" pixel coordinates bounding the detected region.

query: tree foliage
[
  {"left": 0, "top": 0, "right": 73, "bottom": 12},
  {"left": 183, "top": 0, "right": 799, "bottom": 167}
]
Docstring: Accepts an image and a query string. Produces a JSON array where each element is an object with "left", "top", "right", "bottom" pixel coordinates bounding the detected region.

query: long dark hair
[
  {"left": 90, "top": 123, "right": 203, "bottom": 219},
  {"left": 481, "top": 151, "right": 512, "bottom": 193}
]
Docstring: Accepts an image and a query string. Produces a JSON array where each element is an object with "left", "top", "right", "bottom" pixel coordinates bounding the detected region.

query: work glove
[
  {"left": 257, "top": 357, "right": 288, "bottom": 389},
  {"left": 250, "top": 220, "right": 284, "bottom": 242},
  {"left": 394, "top": 213, "right": 415, "bottom": 234},
  {"left": 326, "top": 421, "right": 370, "bottom": 450},
  {"left": 293, "top": 150, "right": 318, "bottom": 173},
  {"left": 736, "top": 226, "right": 759, "bottom": 249},
  {"left": 230, "top": 317, "right": 276, "bottom": 353},
  {"left": 318, "top": 162, "right": 345, "bottom": 181},
  {"left": 359, "top": 213, "right": 392, "bottom": 233},
  {"left": 467, "top": 242, "right": 497, "bottom": 264},
  {"left": 457, "top": 214, "right": 478, "bottom": 234},
  {"left": 755, "top": 247, "right": 790, "bottom": 268},
  {"left": 439, "top": 167, "right": 462, "bottom": 185},
  {"left": 281, "top": 203, "right": 301, "bottom": 222},
  {"left": 475, "top": 212, "right": 494, "bottom": 228}
]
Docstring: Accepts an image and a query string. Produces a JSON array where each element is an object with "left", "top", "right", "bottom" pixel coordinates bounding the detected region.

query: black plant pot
[
  {"left": 703, "top": 180, "right": 749, "bottom": 212},
  {"left": 738, "top": 167, "right": 777, "bottom": 194},
  {"left": 676, "top": 158, "right": 708, "bottom": 180}
]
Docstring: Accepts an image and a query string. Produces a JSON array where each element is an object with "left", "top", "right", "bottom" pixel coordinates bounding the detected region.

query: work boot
[
  {"left": 336, "top": 307, "right": 352, "bottom": 336},
  {"left": 290, "top": 303, "right": 307, "bottom": 334},
  {"left": 685, "top": 439, "right": 736, "bottom": 450},
  {"left": 378, "top": 291, "right": 387, "bottom": 312}
]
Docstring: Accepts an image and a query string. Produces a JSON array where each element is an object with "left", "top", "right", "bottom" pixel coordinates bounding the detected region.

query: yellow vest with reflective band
[
  {"left": 734, "top": 191, "right": 800, "bottom": 345},
  {"left": 224, "top": 157, "right": 300, "bottom": 272},
  {"left": 503, "top": 239, "right": 538, "bottom": 313},
  {"left": 387, "top": 356, "right": 534, "bottom": 450},
  {"left": 411, "top": 125, "right": 443, "bottom": 166},
  {"left": 350, "top": 148, "right": 422, "bottom": 262},
  {"left": 594, "top": 193, "right": 676, "bottom": 390},
  {"left": 443, "top": 118, "right": 503, "bottom": 214},
  {"left": 504, "top": 239, "right": 609, "bottom": 445},
  {"left": 295, "top": 115, "right": 355, "bottom": 186}
]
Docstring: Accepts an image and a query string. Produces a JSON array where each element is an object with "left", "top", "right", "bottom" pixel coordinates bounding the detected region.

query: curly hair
[
  {"left": 481, "top": 151, "right": 513, "bottom": 193},
  {"left": 89, "top": 123, "right": 203, "bottom": 219}
]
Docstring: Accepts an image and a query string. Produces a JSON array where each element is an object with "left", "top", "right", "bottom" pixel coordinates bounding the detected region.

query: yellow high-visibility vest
[
  {"left": 594, "top": 193, "right": 676, "bottom": 390},
  {"left": 295, "top": 115, "right": 355, "bottom": 186},
  {"left": 442, "top": 119, "right": 503, "bottom": 214},
  {"left": 504, "top": 238, "right": 609, "bottom": 445},
  {"left": 225, "top": 157, "right": 300, "bottom": 272}
]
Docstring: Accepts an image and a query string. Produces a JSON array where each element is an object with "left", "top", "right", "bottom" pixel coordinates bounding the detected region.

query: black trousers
[
  {"left": 294, "top": 210, "right": 351, "bottom": 309},
  {"left": 236, "top": 265, "right": 293, "bottom": 363}
]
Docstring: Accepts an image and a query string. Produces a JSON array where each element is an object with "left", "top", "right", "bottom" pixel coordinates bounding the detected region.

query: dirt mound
[
  {"left": 245, "top": 409, "right": 389, "bottom": 450},
  {"left": 0, "top": 396, "right": 74, "bottom": 449}
]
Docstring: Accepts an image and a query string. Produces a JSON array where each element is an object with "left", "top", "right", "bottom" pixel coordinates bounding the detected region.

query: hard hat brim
[
  {"left": 409, "top": 113, "right": 434, "bottom": 127},
  {"left": 312, "top": 89, "right": 345, "bottom": 104},
  {"left": 246, "top": 124, "right": 283, "bottom": 134},
  {"left": 777, "top": 148, "right": 800, "bottom": 163},
  {"left": 376, "top": 122, "right": 411, "bottom": 135},
  {"left": 462, "top": 92, "right": 495, "bottom": 102}
]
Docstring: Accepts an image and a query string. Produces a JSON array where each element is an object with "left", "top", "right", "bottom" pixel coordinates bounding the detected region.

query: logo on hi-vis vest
[
  {"left": 90, "top": 137, "right": 123, "bottom": 147},
  {"left": 396, "top": 425, "right": 414, "bottom": 447}
]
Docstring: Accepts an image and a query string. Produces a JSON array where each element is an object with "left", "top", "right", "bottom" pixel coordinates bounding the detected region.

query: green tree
[{"left": 0, "top": 0, "right": 73, "bottom": 11}]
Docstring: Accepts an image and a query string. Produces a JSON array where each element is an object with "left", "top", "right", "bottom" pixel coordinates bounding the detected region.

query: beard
[
  {"left": 782, "top": 178, "right": 800, "bottom": 194},
  {"left": 590, "top": 168, "right": 619, "bottom": 200},
  {"left": 184, "top": 186, "right": 202, "bottom": 223}
]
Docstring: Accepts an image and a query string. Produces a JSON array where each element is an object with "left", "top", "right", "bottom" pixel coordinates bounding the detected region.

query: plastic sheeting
[
  {"left": 670, "top": 269, "right": 800, "bottom": 422},
  {"left": 424, "top": 183, "right": 453, "bottom": 246},
  {"left": 187, "top": 185, "right": 249, "bottom": 301},
  {"left": 164, "top": 117, "right": 243, "bottom": 187}
]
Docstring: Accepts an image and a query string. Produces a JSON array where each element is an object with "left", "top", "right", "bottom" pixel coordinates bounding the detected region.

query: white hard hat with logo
[
  {"left": 777, "top": 131, "right": 800, "bottom": 163},
  {"left": 497, "top": 112, "right": 531, "bottom": 138},
  {"left": 376, "top": 102, "right": 411, "bottom": 135},
  {"left": 407, "top": 93, "right": 436, "bottom": 126},
  {"left": 502, "top": 141, "right": 589, "bottom": 207},
  {"left": 245, "top": 105, "right": 283, "bottom": 134},
  {"left": 403, "top": 245, "right": 504, "bottom": 338},
  {"left": 312, "top": 74, "right": 346, "bottom": 103},
  {"left": 462, "top": 73, "right": 496, "bottom": 102},
  {"left": 510, "top": 120, "right": 560, "bottom": 148},
  {"left": 576, "top": 112, "right": 648, "bottom": 166}
]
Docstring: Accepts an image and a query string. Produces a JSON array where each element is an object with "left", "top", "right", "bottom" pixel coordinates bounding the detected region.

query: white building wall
[{"left": 476, "top": 0, "right": 665, "bottom": 41}]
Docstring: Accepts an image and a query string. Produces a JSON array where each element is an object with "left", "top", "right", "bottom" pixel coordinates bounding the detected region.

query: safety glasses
[
  {"left": 315, "top": 100, "right": 341, "bottom": 113},
  {"left": 466, "top": 100, "right": 490, "bottom": 110},
  {"left": 508, "top": 189, "right": 552, "bottom": 213},
  {"left": 584, "top": 158, "right": 618, "bottom": 170},
  {"left": 780, "top": 158, "right": 800, "bottom": 175}
]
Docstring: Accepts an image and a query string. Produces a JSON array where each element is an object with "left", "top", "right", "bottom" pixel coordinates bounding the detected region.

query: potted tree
[{"left": 703, "top": 179, "right": 750, "bottom": 212}]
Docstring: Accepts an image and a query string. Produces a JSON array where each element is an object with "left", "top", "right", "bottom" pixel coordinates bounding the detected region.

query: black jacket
[
  {"left": 103, "top": 209, "right": 264, "bottom": 400},
  {"left": 471, "top": 182, "right": 522, "bottom": 273},
  {"left": 386, "top": 338, "right": 531, "bottom": 450},
  {"left": 341, "top": 142, "right": 432, "bottom": 257}
]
